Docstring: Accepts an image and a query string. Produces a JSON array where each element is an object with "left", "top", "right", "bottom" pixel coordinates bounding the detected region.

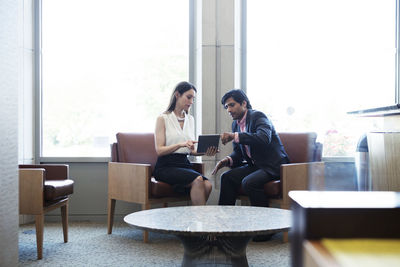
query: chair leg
[
  {"left": 142, "top": 203, "right": 150, "bottom": 243},
  {"left": 61, "top": 201, "right": 68, "bottom": 243},
  {"left": 107, "top": 198, "right": 116, "bottom": 234},
  {"left": 280, "top": 204, "right": 290, "bottom": 210},
  {"left": 279, "top": 202, "right": 290, "bottom": 243},
  {"left": 143, "top": 230, "right": 149, "bottom": 243},
  {"left": 283, "top": 231, "right": 289, "bottom": 243},
  {"left": 35, "top": 214, "right": 44, "bottom": 260}
]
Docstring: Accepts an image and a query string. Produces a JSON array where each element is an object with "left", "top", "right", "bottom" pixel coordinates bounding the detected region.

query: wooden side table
[
  {"left": 289, "top": 191, "right": 400, "bottom": 267},
  {"left": 303, "top": 239, "right": 400, "bottom": 267}
]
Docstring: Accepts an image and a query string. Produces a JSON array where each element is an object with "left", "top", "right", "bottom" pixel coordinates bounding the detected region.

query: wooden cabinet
[
  {"left": 348, "top": 105, "right": 400, "bottom": 191},
  {"left": 289, "top": 191, "right": 400, "bottom": 267},
  {"left": 303, "top": 239, "right": 400, "bottom": 267}
]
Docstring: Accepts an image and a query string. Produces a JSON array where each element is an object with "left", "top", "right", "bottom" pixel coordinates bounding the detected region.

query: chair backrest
[
  {"left": 113, "top": 132, "right": 158, "bottom": 172},
  {"left": 278, "top": 132, "right": 319, "bottom": 163},
  {"left": 18, "top": 164, "right": 69, "bottom": 180},
  {"left": 111, "top": 132, "right": 321, "bottom": 168}
]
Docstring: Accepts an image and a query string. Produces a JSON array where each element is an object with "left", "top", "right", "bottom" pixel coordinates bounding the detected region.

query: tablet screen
[{"left": 197, "top": 135, "right": 220, "bottom": 153}]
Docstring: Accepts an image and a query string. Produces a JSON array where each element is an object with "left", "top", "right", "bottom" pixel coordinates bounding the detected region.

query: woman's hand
[
  {"left": 181, "top": 140, "right": 197, "bottom": 151},
  {"left": 205, "top": 146, "right": 218, "bottom": 156}
]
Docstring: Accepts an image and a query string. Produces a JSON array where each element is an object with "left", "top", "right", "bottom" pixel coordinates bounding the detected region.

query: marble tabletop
[{"left": 124, "top": 205, "right": 291, "bottom": 236}]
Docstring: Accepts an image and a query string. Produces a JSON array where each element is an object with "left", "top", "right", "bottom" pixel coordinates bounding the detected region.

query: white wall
[
  {"left": 18, "top": 0, "right": 35, "bottom": 165},
  {"left": 0, "top": 0, "right": 21, "bottom": 264}
]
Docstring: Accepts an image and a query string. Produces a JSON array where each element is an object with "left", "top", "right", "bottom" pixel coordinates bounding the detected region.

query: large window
[
  {"left": 41, "top": 0, "right": 190, "bottom": 157},
  {"left": 246, "top": 0, "right": 397, "bottom": 157}
]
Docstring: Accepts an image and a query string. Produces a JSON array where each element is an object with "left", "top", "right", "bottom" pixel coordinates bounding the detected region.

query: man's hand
[
  {"left": 211, "top": 157, "right": 230, "bottom": 175},
  {"left": 221, "top": 132, "right": 235, "bottom": 145}
]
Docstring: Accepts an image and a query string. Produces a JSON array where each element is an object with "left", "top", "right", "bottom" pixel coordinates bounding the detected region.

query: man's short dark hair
[{"left": 221, "top": 89, "right": 252, "bottom": 109}]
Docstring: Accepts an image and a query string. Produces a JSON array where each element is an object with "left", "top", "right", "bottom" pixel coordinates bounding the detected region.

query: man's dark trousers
[{"left": 218, "top": 164, "right": 276, "bottom": 207}]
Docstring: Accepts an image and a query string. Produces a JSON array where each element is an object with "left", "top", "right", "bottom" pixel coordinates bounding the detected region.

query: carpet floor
[{"left": 19, "top": 221, "right": 290, "bottom": 267}]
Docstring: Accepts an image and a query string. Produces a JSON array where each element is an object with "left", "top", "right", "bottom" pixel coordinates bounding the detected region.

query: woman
[{"left": 154, "top": 81, "right": 216, "bottom": 205}]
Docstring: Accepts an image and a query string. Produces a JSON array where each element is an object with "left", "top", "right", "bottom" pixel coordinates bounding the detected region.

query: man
[{"left": 212, "top": 89, "right": 289, "bottom": 209}]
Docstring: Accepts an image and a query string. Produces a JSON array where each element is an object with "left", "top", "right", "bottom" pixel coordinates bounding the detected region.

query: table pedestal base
[{"left": 177, "top": 235, "right": 252, "bottom": 267}]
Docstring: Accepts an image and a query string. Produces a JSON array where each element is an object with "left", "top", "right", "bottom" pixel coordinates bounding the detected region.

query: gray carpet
[{"left": 19, "top": 222, "right": 290, "bottom": 267}]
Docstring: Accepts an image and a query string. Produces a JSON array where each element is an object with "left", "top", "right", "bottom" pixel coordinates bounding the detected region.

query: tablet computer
[{"left": 197, "top": 134, "right": 220, "bottom": 153}]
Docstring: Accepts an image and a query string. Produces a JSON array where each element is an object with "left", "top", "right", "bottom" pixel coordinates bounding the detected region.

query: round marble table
[{"left": 124, "top": 205, "right": 291, "bottom": 267}]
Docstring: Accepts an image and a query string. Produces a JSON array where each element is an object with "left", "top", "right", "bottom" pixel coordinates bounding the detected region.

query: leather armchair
[
  {"left": 238, "top": 132, "right": 325, "bottom": 241},
  {"left": 107, "top": 132, "right": 204, "bottom": 242},
  {"left": 19, "top": 164, "right": 74, "bottom": 259}
]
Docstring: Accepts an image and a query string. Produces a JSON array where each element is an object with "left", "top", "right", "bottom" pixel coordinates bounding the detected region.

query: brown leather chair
[
  {"left": 107, "top": 132, "right": 204, "bottom": 242},
  {"left": 238, "top": 132, "right": 325, "bottom": 241},
  {"left": 19, "top": 164, "right": 74, "bottom": 259}
]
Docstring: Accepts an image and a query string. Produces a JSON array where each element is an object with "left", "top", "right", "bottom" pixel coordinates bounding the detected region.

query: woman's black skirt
[{"left": 153, "top": 153, "right": 207, "bottom": 195}]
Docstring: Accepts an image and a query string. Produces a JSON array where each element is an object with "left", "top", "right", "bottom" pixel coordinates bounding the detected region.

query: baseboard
[
  {"left": 19, "top": 215, "right": 35, "bottom": 225},
  {"left": 44, "top": 214, "right": 127, "bottom": 223}
]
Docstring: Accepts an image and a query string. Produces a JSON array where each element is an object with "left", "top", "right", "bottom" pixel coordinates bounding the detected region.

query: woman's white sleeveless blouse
[{"left": 162, "top": 112, "right": 195, "bottom": 154}]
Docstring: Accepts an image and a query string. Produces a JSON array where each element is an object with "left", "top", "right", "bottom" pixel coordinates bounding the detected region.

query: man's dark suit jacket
[{"left": 229, "top": 109, "right": 289, "bottom": 178}]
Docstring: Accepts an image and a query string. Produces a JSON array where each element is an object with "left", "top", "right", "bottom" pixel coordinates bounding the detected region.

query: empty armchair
[
  {"left": 19, "top": 164, "right": 74, "bottom": 259},
  {"left": 108, "top": 132, "right": 204, "bottom": 242}
]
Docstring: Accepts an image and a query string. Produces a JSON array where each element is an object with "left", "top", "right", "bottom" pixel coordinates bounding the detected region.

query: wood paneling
[
  {"left": 368, "top": 132, "right": 400, "bottom": 191},
  {"left": 19, "top": 169, "right": 44, "bottom": 215}
]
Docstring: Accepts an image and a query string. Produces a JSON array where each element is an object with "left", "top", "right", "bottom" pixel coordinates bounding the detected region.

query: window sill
[
  {"left": 322, "top": 156, "right": 355, "bottom": 163},
  {"left": 39, "top": 156, "right": 355, "bottom": 163},
  {"left": 40, "top": 157, "right": 111, "bottom": 163},
  {"left": 39, "top": 156, "right": 356, "bottom": 163}
]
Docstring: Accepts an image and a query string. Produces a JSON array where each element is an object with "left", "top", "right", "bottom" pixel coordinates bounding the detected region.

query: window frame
[{"left": 34, "top": 0, "right": 197, "bottom": 163}]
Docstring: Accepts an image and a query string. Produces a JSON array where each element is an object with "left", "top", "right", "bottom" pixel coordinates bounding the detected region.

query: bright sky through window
[
  {"left": 247, "top": 0, "right": 395, "bottom": 156},
  {"left": 42, "top": 0, "right": 189, "bottom": 157}
]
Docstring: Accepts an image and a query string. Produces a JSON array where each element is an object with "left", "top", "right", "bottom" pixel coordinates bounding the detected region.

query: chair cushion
[
  {"left": 239, "top": 180, "right": 281, "bottom": 199},
  {"left": 44, "top": 179, "right": 74, "bottom": 201},
  {"left": 263, "top": 180, "right": 281, "bottom": 198},
  {"left": 150, "top": 177, "right": 183, "bottom": 198}
]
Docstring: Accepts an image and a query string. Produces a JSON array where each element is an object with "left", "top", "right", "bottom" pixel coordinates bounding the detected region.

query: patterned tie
[{"left": 238, "top": 121, "right": 251, "bottom": 159}]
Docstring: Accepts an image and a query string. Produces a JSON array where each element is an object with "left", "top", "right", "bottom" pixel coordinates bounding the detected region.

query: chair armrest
[
  {"left": 280, "top": 162, "right": 325, "bottom": 206},
  {"left": 19, "top": 164, "right": 69, "bottom": 180},
  {"left": 191, "top": 162, "right": 205, "bottom": 175},
  {"left": 108, "top": 162, "right": 152, "bottom": 203},
  {"left": 19, "top": 169, "right": 44, "bottom": 215}
]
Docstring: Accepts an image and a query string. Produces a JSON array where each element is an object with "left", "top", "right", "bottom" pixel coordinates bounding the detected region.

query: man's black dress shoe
[{"left": 252, "top": 234, "right": 274, "bottom": 242}]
